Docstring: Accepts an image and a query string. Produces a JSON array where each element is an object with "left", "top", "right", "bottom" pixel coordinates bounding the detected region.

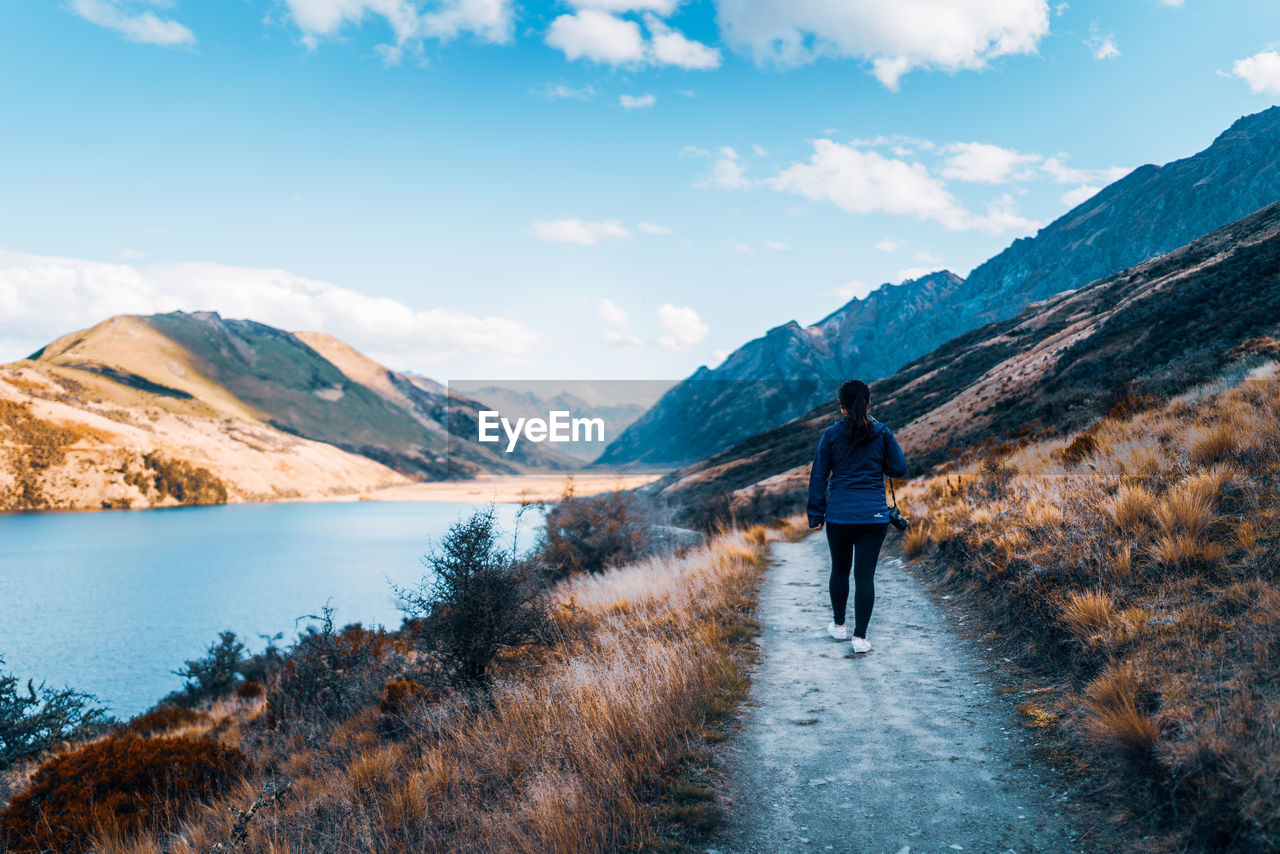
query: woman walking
[{"left": 807, "top": 379, "right": 908, "bottom": 653}]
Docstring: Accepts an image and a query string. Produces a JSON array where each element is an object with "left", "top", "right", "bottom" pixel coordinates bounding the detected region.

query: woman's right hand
[{"left": 810, "top": 521, "right": 824, "bottom": 530}]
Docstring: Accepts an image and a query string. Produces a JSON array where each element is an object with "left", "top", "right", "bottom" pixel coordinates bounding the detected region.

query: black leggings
[{"left": 825, "top": 522, "right": 888, "bottom": 638}]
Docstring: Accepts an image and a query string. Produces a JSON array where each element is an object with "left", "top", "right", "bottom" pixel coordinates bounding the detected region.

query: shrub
[
  {"left": 235, "top": 680, "right": 265, "bottom": 700},
  {"left": 397, "top": 508, "right": 550, "bottom": 686},
  {"left": 129, "top": 452, "right": 228, "bottom": 506},
  {"left": 378, "top": 680, "right": 436, "bottom": 717},
  {"left": 266, "top": 607, "right": 403, "bottom": 735},
  {"left": 1, "top": 734, "right": 244, "bottom": 853},
  {"left": 540, "top": 488, "right": 651, "bottom": 577},
  {"left": 1108, "top": 484, "right": 1156, "bottom": 531},
  {"left": 171, "top": 630, "right": 245, "bottom": 705},
  {"left": 126, "top": 706, "right": 205, "bottom": 736},
  {"left": 0, "top": 658, "right": 106, "bottom": 770},
  {"left": 1061, "top": 590, "right": 1115, "bottom": 641}
]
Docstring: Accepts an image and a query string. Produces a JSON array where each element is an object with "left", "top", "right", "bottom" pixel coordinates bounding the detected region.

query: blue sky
[{"left": 2, "top": 0, "right": 1279, "bottom": 381}]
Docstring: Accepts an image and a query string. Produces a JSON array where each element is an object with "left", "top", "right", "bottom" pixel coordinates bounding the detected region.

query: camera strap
[{"left": 888, "top": 477, "right": 899, "bottom": 509}]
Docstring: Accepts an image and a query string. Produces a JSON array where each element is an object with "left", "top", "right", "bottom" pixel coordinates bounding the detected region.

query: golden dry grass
[
  {"left": 82, "top": 530, "right": 768, "bottom": 854},
  {"left": 897, "top": 371, "right": 1280, "bottom": 851}
]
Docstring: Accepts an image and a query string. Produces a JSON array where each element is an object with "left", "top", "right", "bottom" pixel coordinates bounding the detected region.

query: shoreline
[
  {"left": 0, "top": 472, "right": 666, "bottom": 517},
  {"left": 319, "top": 471, "right": 664, "bottom": 505}
]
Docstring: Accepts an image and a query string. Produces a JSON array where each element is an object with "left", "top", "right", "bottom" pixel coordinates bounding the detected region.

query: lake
[{"left": 0, "top": 500, "right": 534, "bottom": 718}]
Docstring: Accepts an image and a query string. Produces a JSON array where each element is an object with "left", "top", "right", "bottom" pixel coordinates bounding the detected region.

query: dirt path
[{"left": 710, "top": 534, "right": 1088, "bottom": 854}]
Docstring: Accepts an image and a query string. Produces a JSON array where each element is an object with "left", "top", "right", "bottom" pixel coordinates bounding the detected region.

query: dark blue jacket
[{"left": 807, "top": 417, "right": 908, "bottom": 527}]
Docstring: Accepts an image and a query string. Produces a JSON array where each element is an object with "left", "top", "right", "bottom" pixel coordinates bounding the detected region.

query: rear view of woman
[{"left": 807, "top": 379, "right": 909, "bottom": 653}]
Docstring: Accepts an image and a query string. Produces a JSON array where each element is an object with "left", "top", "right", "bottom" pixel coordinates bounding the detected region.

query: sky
[{"left": 1, "top": 0, "right": 1279, "bottom": 382}]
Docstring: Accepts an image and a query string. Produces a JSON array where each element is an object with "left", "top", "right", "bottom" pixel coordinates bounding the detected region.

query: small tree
[
  {"left": 396, "top": 507, "right": 549, "bottom": 686},
  {"left": 0, "top": 656, "right": 107, "bottom": 771},
  {"left": 171, "top": 631, "right": 245, "bottom": 705}
]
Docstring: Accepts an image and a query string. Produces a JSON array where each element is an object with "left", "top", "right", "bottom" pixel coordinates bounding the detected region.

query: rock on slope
[{"left": 603, "top": 107, "right": 1280, "bottom": 468}]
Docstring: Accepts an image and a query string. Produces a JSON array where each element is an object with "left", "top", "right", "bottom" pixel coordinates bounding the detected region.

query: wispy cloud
[
  {"left": 533, "top": 218, "right": 631, "bottom": 245},
  {"left": 68, "top": 0, "right": 196, "bottom": 47},
  {"left": 619, "top": 93, "right": 657, "bottom": 109}
]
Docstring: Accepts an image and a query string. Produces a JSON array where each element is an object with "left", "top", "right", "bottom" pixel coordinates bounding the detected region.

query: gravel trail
[{"left": 710, "top": 534, "right": 1089, "bottom": 854}]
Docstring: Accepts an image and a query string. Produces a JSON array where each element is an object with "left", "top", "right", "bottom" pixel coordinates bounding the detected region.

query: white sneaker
[
  {"left": 827, "top": 622, "right": 850, "bottom": 641},
  {"left": 850, "top": 636, "right": 872, "bottom": 654}
]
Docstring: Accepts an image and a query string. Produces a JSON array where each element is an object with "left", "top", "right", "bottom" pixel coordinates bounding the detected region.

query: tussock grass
[
  {"left": 48, "top": 529, "right": 768, "bottom": 853},
  {"left": 899, "top": 372, "right": 1280, "bottom": 852}
]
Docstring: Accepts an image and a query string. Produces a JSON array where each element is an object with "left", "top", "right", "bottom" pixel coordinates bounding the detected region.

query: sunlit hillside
[{"left": 897, "top": 361, "right": 1280, "bottom": 850}]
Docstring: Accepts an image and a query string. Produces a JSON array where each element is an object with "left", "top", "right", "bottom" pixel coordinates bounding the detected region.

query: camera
[{"left": 888, "top": 505, "right": 910, "bottom": 531}]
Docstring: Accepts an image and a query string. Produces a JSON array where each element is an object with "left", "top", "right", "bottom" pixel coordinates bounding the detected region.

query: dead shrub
[
  {"left": 1, "top": 735, "right": 244, "bottom": 853},
  {"left": 1057, "top": 431, "right": 1099, "bottom": 466},
  {"left": 902, "top": 524, "right": 931, "bottom": 557},
  {"left": 126, "top": 706, "right": 206, "bottom": 736}
]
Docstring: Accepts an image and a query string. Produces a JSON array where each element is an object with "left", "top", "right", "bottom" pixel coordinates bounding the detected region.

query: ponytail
[{"left": 837, "top": 379, "right": 875, "bottom": 446}]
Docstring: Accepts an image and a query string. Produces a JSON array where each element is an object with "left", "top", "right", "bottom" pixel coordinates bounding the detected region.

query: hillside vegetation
[
  {"left": 898, "top": 366, "right": 1280, "bottom": 851},
  {"left": 0, "top": 507, "right": 770, "bottom": 853}
]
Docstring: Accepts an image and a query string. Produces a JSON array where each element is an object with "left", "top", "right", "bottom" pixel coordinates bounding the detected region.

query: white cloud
[
  {"left": 547, "top": 9, "right": 720, "bottom": 69},
  {"left": 752, "top": 144, "right": 768, "bottom": 156},
  {"left": 535, "top": 82, "right": 596, "bottom": 100},
  {"left": 829, "top": 280, "right": 871, "bottom": 300},
  {"left": 656, "top": 303, "right": 709, "bottom": 349},
  {"left": 708, "top": 348, "right": 730, "bottom": 368},
  {"left": 1086, "top": 24, "right": 1119, "bottom": 60},
  {"left": 645, "top": 15, "right": 722, "bottom": 69},
  {"left": 1156, "top": 0, "right": 1183, "bottom": 6},
  {"left": 912, "top": 250, "right": 943, "bottom": 264},
  {"left": 567, "top": 0, "right": 680, "bottom": 13},
  {"left": 598, "top": 298, "right": 641, "bottom": 346},
  {"left": 734, "top": 243, "right": 756, "bottom": 255},
  {"left": 715, "top": 0, "right": 1049, "bottom": 89},
  {"left": 604, "top": 330, "right": 642, "bottom": 347},
  {"left": 69, "top": 0, "right": 196, "bottom": 47},
  {"left": 0, "top": 249, "right": 537, "bottom": 368},
  {"left": 764, "top": 240, "right": 790, "bottom": 251},
  {"left": 769, "top": 140, "right": 972, "bottom": 229},
  {"left": 281, "top": 0, "right": 513, "bottom": 54},
  {"left": 941, "top": 141, "right": 1040, "bottom": 183},
  {"left": 115, "top": 249, "right": 149, "bottom": 260},
  {"left": 546, "top": 10, "right": 647, "bottom": 64},
  {"left": 1061, "top": 184, "right": 1101, "bottom": 207},
  {"left": 619, "top": 93, "right": 657, "bottom": 109},
  {"left": 1233, "top": 50, "right": 1280, "bottom": 95},
  {"left": 533, "top": 218, "right": 631, "bottom": 245},
  {"left": 638, "top": 222, "right": 674, "bottom": 234},
  {"left": 597, "top": 298, "right": 629, "bottom": 327},
  {"left": 1041, "top": 156, "right": 1129, "bottom": 185},
  {"left": 874, "top": 238, "right": 905, "bottom": 252},
  {"left": 696, "top": 146, "right": 752, "bottom": 189}
]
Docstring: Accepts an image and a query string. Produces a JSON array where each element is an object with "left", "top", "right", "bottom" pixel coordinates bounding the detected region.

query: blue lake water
[{"left": 0, "top": 501, "right": 533, "bottom": 718}]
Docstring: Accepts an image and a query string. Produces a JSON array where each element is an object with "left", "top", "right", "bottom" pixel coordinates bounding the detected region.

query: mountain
[
  {"left": 654, "top": 199, "right": 1280, "bottom": 513},
  {"left": 598, "top": 271, "right": 963, "bottom": 466},
  {"left": 0, "top": 312, "right": 574, "bottom": 511},
  {"left": 602, "top": 106, "right": 1280, "bottom": 468}
]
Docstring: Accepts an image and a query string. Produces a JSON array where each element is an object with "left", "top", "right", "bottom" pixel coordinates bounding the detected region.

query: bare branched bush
[{"left": 0, "top": 657, "right": 107, "bottom": 771}]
